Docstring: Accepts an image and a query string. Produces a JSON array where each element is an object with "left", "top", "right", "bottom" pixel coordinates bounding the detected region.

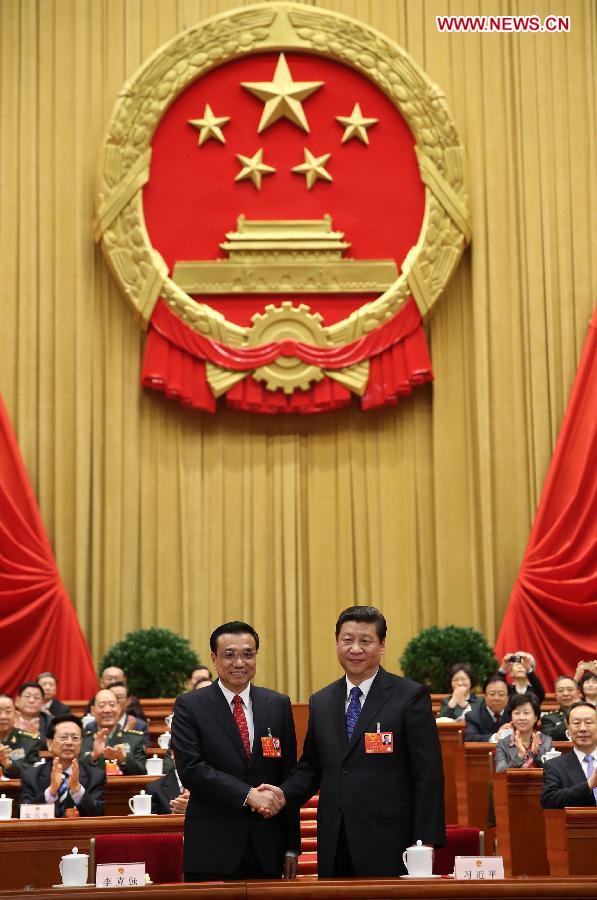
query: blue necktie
[
  {"left": 584, "top": 754, "right": 597, "bottom": 802},
  {"left": 345, "top": 686, "right": 362, "bottom": 740},
  {"left": 56, "top": 773, "right": 70, "bottom": 816}
]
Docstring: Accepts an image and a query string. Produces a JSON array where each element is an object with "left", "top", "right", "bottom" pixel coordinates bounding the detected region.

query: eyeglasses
[
  {"left": 53, "top": 734, "right": 82, "bottom": 743},
  {"left": 219, "top": 650, "right": 257, "bottom": 661}
]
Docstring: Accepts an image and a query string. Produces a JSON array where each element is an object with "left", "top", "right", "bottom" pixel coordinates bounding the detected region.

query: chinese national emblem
[{"left": 95, "top": 3, "right": 470, "bottom": 414}]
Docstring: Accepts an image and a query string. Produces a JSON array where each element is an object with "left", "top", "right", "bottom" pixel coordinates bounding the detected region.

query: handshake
[{"left": 246, "top": 783, "right": 286, "bottom": 818}]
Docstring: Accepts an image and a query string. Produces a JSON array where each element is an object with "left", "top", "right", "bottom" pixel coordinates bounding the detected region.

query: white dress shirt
[
  {"left": 217, "top": 680, "right": 254, "bottom": 750},
  {"left": 344, "top": 669, "right": 379, "bottom": 711}
]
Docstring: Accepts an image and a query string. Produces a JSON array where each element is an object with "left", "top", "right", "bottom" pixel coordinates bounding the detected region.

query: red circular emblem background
[{"left": 143, "top": 51, "right": 425, "bottom": 328}]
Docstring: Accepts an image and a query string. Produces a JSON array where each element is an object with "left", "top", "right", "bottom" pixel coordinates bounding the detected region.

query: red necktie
[{"left": 232, "top": 694, "right": 251, "bottom": 757}]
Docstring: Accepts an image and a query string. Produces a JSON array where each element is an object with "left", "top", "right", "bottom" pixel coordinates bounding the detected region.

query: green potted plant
[
  {"left": 100, "top": 627, "right": 199, "bottom": 697},
  {"left": 399, "top": 626, "right": 498, "bottom": 692}
]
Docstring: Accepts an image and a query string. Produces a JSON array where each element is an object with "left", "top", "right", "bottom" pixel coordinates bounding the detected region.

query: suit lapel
[
  {"left": 344, "top": 668, "right": 391, "bottom": 758},
  {"left": 250, "top": 686, "right": 269, "bottom": 761},
  {"left": 203, "top": 683, "right": 248, "bottom": 764},
  {"left": 564, "top": 749, "right": 587, "bottom": 782},
  {"left": 328, "top": 677, "right": 349, "bottom": 748}
]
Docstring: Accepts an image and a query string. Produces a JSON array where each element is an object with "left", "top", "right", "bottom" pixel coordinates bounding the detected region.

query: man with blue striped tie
[{"left": 21, "top": 715, "right": 104, "bottom": 817}]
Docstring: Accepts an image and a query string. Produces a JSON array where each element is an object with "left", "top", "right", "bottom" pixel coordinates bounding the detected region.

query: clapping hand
[
  {"left": 0, "top": 743, "right": 10, "bottom": 772},
  {"left": 50, "top": 757, "right": 64, "bottom": 795},
  {"left": 104, "top": 743, "right": 126, "bottom": 764},
  {"left": 91, "top": 728, "right": 108, "bottom": 762},
  {"left": 69, "top": 758, "right": 81, "bottom": 794}
]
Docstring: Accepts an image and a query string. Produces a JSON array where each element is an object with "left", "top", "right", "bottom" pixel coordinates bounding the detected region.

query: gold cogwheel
[{"left": 246, "top": 301, "right": 329, "bottom": 394}]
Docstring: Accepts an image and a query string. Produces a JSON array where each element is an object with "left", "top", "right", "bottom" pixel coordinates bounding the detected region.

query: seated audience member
[
  {"left": 147, "top": 754, "right": 189, "bottom": 815},
  {"left": 437, "top": 664, "right": 482, "bottom": 720},
  {"left": 108, "top": 682, "right": 150, "bottom": 747},
  {"left": 541, "top": 701, "right": 597, "bottom": 808},
  {"left": 14, "top": 682, "right": 52, "bottom": 744},
  {"left": 80, "top": 689, "right": 146, "bottom": 774},
  {"left": 541, "top": 675, "right": 580, "bottom": 741},
  {"left": 579, "top": 671, "right": 597, "bottom": 706},
  {"left": 498, "top": 652, "right": 545, "bottom": 703},
  {"left": 84, "top": 667, "right": 145, "bottom": 720},
  {"left": 464, "top": 676, "right": 511, "bottom": 742},
  {"left": 0, "top": 694, "right": 42, "bottom": 778},
  {"left": 194, "top": 678, "right": 212, "bottom": 690},
  {"left": 21, "top": 715, "right": 104, "bottom": 817},
  {"left": 495, "top": 693, "right": 552, "bottom": 772},
  {"left": 186, "top": 666, "right": 213, "bottom": 691},
  {"left": 37, "top": 672, "right": 71, "bottom": 717}
]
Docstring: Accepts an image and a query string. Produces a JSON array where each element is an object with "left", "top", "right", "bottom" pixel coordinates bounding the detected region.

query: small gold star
[
  {"left": 336, "top": 103, "right": 378, "bottom": 144},
  {"left": 235, "top": 148, "right": 276, "bottom": 190},
  {"left": 241, "top": 53, "right": 323, "bottom": 134},
  {"left": 188, "top": 104, "right": 231, "bottom": 145},
  {"left": 291, "top": 148, "right": 332, "bottom": 190}
]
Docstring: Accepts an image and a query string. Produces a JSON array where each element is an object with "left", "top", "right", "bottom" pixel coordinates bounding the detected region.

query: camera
[{"left": 509, "top": 654, "right": 523, "bottom": 663}]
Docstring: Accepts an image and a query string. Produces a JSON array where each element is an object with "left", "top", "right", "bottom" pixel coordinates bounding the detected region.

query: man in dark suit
[
  {"left": 464, "top": 676, "right": 511, "bottom": 742},
  {"left": 263, "top": 606, "right": 445, "bottom": 878},
  {"left": 37, "top": 672, "right": 71, "bottom": 717},
  {"left": 171, "top": 621, "right": 300, "bottom": 882},
  {"left": 541, "top": 701, "right": 597, "bottom": 808},
  {"left": 21, "top": 715, "right": 104, "bottom": 816}
]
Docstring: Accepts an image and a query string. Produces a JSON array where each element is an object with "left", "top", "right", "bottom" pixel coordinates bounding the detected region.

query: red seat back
[
  {"left": 433, "top": 825, "right": 482, "bottom": 875},
  {"left": 93, "top": 833, "right": 183, "bottom": 884}
]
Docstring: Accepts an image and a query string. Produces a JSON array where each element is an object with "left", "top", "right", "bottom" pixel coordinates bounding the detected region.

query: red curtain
[
  {"left": 495, "top": 307, "right": 597, "bottom": 687},
  {"left": 0, "top": 396, "right": 98, "bottom": 698}
]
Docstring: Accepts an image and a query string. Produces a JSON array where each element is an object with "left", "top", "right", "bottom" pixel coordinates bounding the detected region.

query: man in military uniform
[
  {"left": 541, "top": 676, "right": 580, "bottom": 741},
  {"left": 80, "top": 688, "right": 146, "bottom": 774},
  {"left": 0, "top": 694, "right": 42, "bottom": 778}
]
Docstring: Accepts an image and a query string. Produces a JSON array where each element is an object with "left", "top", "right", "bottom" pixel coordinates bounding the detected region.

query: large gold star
[
  {"left": 235, "top": 149, "right": 276, "bottom": 190},
  {"left": 336, "top": 102, "right": 378, "bottom": 144},
  {"left": 291, "top": 148, "right": 332, "bottom": 190},
  {"left": 188, "top": 104, "right": 231, "bottom": 145},
  {"left": 241, "top": 53, "right": 323, "bottom": 134}
]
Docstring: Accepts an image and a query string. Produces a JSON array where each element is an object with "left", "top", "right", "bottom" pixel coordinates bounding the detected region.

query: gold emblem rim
[{"left": 95, "top": 2, "right": 470, "bottom": 393}]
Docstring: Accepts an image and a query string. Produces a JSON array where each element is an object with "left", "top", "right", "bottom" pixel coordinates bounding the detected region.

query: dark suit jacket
[
  {"left": 20, "top": 758, "right": 105, "bottom": 816},
  {"left": 464, "top": 703, "right": 511, "bottom": 742},
  {"left": 280, "top": 667, "right": 446, "bottom": 878},
  {"left": 541, "top": 749, "right": 597, "bottom": 808},
  {"left": 48, "top": 699, "right": 71, "bottom": 717},
  {"left": 172, "top": 682, "right": 300, "bottom": 876},
  {"left": 147, "top": 767, "right": 181, "bottom": 814},
  {"left": 172, "top": 682, "right": 300, "bottom": 877}
]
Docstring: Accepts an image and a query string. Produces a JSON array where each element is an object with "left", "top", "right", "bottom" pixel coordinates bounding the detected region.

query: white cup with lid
[
  {"left": 128, "top": 789, "right": 152, "bottom": 815},
  {"left": 0, "top": 794, "right": 13, "bottom": 819},
  {"left": 59, "top": 847, "right": 89, "bottom": 886},
  {"left": 145, "top": 754, "right": 163, "bottom": 776},
  {"left": 402, "top": 840, "right": 433, "bottom": 876}
]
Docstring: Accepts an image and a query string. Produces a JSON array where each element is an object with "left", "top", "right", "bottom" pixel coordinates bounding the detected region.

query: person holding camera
[{"left": 498, "top": 652, "right": 545, "bottom": 704}]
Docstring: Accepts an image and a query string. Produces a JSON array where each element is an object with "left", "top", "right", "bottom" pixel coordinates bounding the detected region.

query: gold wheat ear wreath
[{"left": 95, "top": 2, "right": 470, "bottom": 408}]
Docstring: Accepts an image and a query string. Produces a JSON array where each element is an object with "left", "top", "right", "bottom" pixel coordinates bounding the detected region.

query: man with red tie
[{"left": 171, "top": 621, "right": 300, "bottom": 882}]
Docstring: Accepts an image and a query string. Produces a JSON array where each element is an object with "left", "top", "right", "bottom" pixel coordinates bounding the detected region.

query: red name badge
[
  {"left": 364, "top": 731, "right": 394, "bottom": 753},
  {"left": 261, "top": 736, "right": 282, "bottom": 758}
]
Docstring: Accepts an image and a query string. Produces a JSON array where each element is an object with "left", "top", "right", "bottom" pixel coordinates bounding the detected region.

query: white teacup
[
  {"left": 59, "top": 847, "right": 89, "bottom": 886},
  {"left": 128, "top": 790, "right": 152, "bottom": 815},
  {"left": 0, "top": 794, "right": 13, "bottom": 819},
  {"left": 402, "top": 840, "right": 433, "bottom": 876},
  {"left": 146, "top": 755, "right": 164, "bottom": 776}
]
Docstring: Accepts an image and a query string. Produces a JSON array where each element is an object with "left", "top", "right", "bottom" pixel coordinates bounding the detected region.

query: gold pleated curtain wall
[{"left": 1, "top": 0, "right": 594, "bottom": 699}]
